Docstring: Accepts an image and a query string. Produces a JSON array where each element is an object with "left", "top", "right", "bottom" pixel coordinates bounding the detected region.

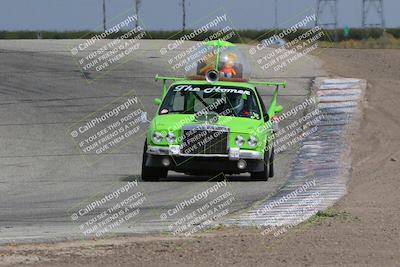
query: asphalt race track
[{"left": 0, "top": 40, "right": 326, "bottom": 243}]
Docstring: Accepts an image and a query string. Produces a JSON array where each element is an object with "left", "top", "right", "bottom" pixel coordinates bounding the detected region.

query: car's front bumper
[
  {"left": 145, "top": 145, "right": 264, "bottom": 173},
  {"left": 147, "top": 145, "right": 263, "bottom": 160}
]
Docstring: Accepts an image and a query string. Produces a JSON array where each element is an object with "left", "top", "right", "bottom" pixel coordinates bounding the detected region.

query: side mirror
[
  {"left": 275, "top": 105, "right": 283, "bottom": 113},
  {"left": 154, "top": 98, "right": 162, "bottom": 106},
  {"left": 263, "top": 112, "right": 269, "bottom": 121},
  {"left": 140, "top": 112, "right": 148, "bottom": 123}
]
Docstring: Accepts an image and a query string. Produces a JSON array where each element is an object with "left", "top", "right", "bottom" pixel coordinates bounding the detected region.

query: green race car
[{"left": 141, "top": 40, "right": 285, "bottom": 181}]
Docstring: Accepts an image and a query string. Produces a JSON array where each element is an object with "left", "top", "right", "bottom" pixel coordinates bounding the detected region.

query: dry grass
[{"left": 319, "top": 32, "right": 400, "bottom": 49}]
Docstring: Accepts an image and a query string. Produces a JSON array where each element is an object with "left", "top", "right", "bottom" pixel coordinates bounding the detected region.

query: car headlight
[
  {"left": 235, "top": 135, "right": 245, "bottom": 147},
  {"left": 248, "top": 136, "right": 258, "bottom": 147},
  {"left": 152, "top": 132, "right": 163, "bottom": 143},
  {"left": 166, "top": 132, "right": 176, "bottom": 144}
]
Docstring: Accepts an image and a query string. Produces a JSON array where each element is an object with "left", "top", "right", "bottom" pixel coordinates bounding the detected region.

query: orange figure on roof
[{"left": 220, "top": 53, "right": 237, "bottom": 78}]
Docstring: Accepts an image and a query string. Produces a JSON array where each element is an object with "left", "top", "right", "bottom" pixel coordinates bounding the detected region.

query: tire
[
  {"left": 141, "top": 141, "right": 167, "bottom": 181},
  {"left": 269, "top": 147, "right": 274, "bottom": 178},
  {"left": 250, "top": 150, "right": 269, "bottom": 181}
]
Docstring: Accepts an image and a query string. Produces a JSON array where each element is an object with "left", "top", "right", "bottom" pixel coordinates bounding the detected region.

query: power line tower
[
  {"left": 315, "top": 0, "right": 338, "bottom": 41},
  {"left": 315, "top": 0, "right": 338, "bottom": 29},
  {"left": 362, "top": 0, "right": 385, "bottom": 28}
]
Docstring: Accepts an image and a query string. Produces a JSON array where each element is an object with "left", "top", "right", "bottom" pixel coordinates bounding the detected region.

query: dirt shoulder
[{"left": 1, "top": 48, "right": 400, "bottom": 267}]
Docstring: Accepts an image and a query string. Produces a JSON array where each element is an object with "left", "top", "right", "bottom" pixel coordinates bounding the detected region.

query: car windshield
[{"left": 159, "top": 84, "right": 261, "bottom": 119}]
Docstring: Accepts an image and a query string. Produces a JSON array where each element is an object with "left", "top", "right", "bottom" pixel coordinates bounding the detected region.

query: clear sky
[{"left": 0, "top": 0, "right": 397, "bottom": 31}]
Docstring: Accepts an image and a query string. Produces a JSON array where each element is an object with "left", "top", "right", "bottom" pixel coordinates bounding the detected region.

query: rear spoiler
[
  {"left": 248, "top": 80, "right": 286, "bottom": 88},
  {"left": 155, "top": 74, "right": 185, "bottom": 96},
  {"left": 248, "top": 80, "right": 286, "bottom": 118}
]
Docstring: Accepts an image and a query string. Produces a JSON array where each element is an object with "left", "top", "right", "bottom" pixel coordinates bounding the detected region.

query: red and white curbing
[{"left": 230, "top": 77, "right": 366, "bottom": 227}]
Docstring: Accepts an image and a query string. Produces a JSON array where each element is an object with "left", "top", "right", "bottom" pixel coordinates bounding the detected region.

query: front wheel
[
  {"left": 141, "top": 142, "right": 167, "bottom": 181},
  {"left": 250, "top": 150, "right": 269, "bottom": 181},
  {"left": 269, "top": 147, "right": 274, "bottom": 177}
]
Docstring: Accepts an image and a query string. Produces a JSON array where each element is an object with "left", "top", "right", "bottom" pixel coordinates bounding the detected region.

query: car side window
[{"left": 255, "top": 88, "right": 267, "bottom": 115}]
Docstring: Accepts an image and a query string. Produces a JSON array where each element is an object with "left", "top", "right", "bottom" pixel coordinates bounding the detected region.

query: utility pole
[
  {"left": 182, "top": 0, "right": 186, "bottom": 31},
  {"left": 102, "top": 0, "right": 107, "bottom": 32},
  {"left": 134, "top": 0, "right": 141, "bottom": 28},
  {"left": 274, "top": 0, "right": 278, "bottom": 30},
  {"left": 362, "top": 0, "right": 385, "bottom": 28},
  {"left": 316, "top": 0, "right": 338, "bottom": 41}
]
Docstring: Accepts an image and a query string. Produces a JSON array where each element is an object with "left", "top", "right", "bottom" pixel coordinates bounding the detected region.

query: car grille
[{"left": 180, "top": 125, "right": 229, "bottom": 155}]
